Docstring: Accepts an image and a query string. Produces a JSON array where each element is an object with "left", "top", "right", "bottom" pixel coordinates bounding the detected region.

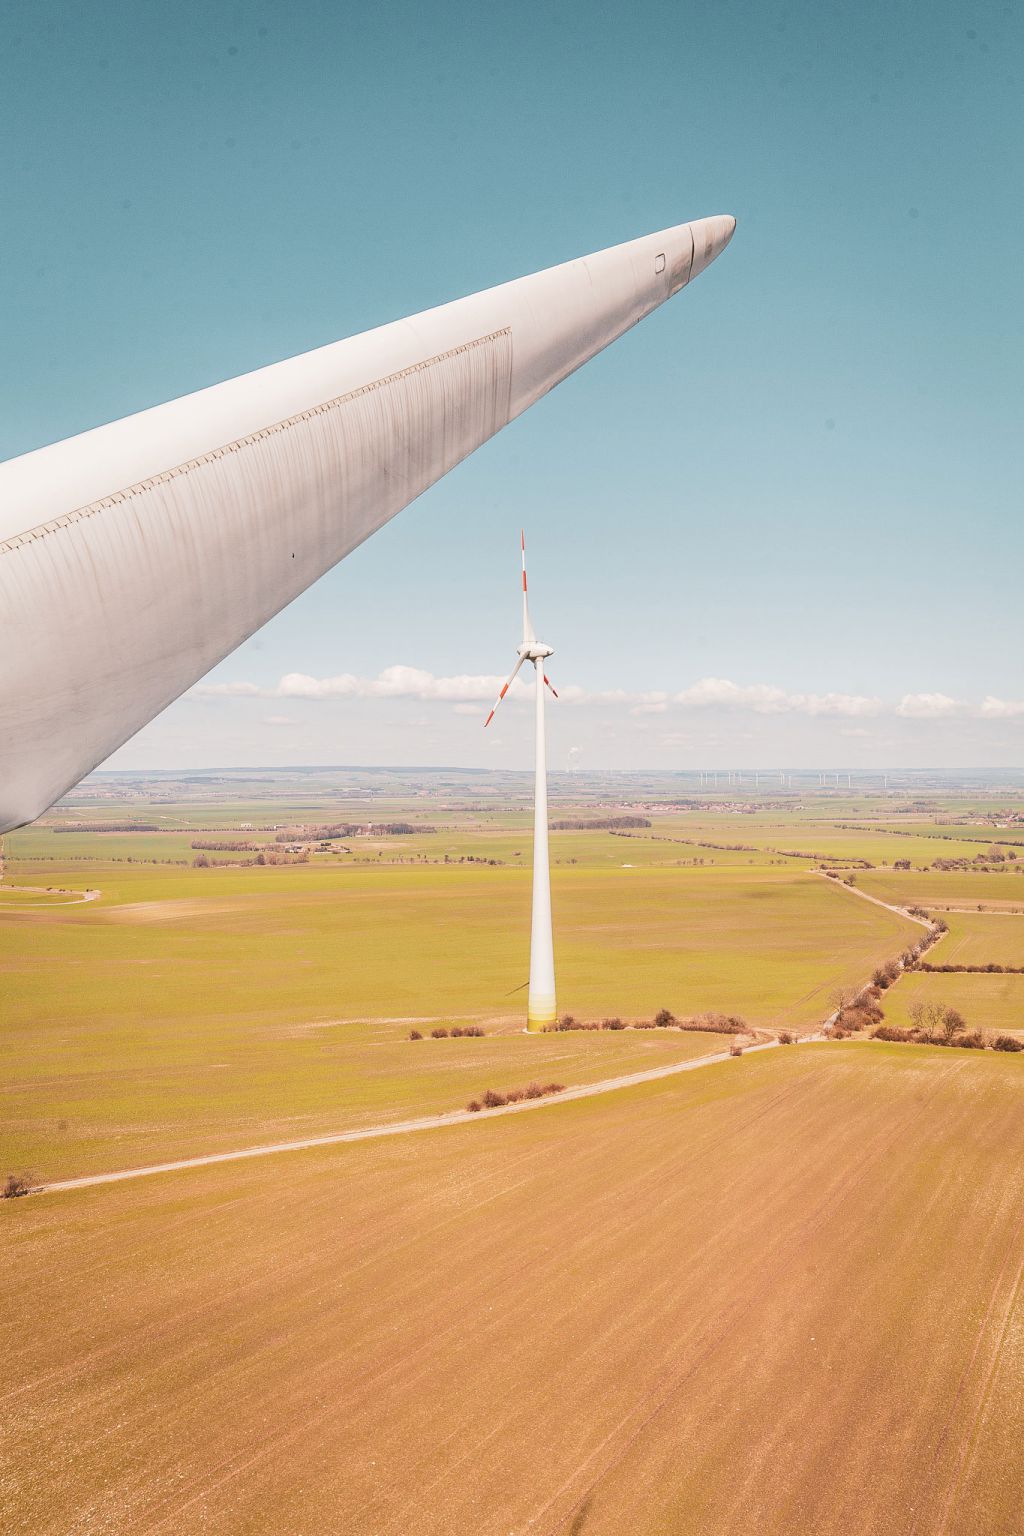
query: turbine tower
[{"left": 485, "top": 533, "right": 558, "bottom": 1032}]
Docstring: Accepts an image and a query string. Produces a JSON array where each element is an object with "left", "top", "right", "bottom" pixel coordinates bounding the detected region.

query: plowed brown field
[{"left": 3, "top": 1042, "right": 1023, "bottom": 1535}]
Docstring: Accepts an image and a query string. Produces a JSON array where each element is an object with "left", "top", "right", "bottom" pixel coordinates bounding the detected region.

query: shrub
[
  {"left": 3, "top": 1172, "right": 31, "bottom": 1199},
  {"left": 678, "top": 1012, "right": 747, "bottom": 1036},
  {"left": 837, "top": 1000, "right": 883, "bottom": 1033},
  {"left": 778, "top": 1031, "right": 795, "bottom": 1045},
  {"left": 602, "top": 1017, "right": 626, "bottom": 1030},
  {"left": 430, "top": 1027, "right": 449, "bottom": 1039},
  {"left": 463, "top": 1025, "right": 485, "bottom": 1037},
  {"left": 466, "top": 1100, "right": 482, "bottom": 1113},
  {"left": 993, "top": 1034, "right": 1024, "bottom": 1052},
  {"left": 548, "top": 1015, "right": 598, "bottom": 1031},
  {"left": 473, "top": 1081, "right": 563, "bottom": 1110},
  {"left": 408, "top": 1029, "right": 422, "bottom": 1040},
  {"left": 941, "top": 1008, "right": 967, "bottom": 1042},
  {"left": 654, "top": 1008, "right": 676, "bottom": 1028},
  {"left": 729, "top": 1042, "right": 744, "bottom": 1057}
]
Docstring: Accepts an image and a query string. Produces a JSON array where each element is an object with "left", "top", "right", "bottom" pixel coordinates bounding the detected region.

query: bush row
[
  {"left": 409, "top": 1025, "right": 486, "bottom": 1039},
  {"left": 918, "top": 962, "right": 1024, "bottom": 974},
  {"left": 545, "top": 1010, "right": 747, "bottom": 1035},
  {"left": 551, "top": 815, "right": 651, "bottom": 830},
  {"left": 53, "top": 822, "right": 160, "bottom": 833},
  {"left": 467, "top": 1082, "right": 564, "bottom": 1112},
  {"left": 830, "top": 995, "right": 886, "bottom": 1038},
  {"left": 873, "top": 1025, "right": 987, "bottom": 1050},
  {"left": 870, "top": 920, "right": 947, "bottom": 992}
]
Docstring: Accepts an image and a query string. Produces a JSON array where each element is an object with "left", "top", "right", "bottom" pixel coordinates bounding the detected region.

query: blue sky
[{"left": 3, "top": 0, "right": 1021, "bottom": 770}]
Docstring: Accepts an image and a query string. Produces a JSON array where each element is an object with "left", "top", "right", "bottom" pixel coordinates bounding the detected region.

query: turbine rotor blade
[
  {"left": 543, "top": 674, "right": 558, "bottom": 699},
  {"left": 521, "top": 530, "right": 535, "bottom": 646},
  {"left": 484, "top": 655, "right": 526, "bottom": 726}
]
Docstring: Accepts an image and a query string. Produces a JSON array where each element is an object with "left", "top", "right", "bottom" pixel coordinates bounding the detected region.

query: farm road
[
  {"left": 39, "top": 1039, "right": 791, "bottom": 1196},
  {"left": 815, "top": 871, "right": 933, "bottom": 927},
  {"left": 0, "top": 884, "right": 100, "bottom": 907}
]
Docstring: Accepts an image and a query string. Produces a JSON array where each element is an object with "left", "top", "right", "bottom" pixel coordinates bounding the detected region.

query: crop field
[
  {"left": 3, "top": 777, "right": 932, "bottom": 1182},
  {"left": 0, "top": 991, "right": 728, "bottom": 1181},
  {"left": 5, "top": 772, "right": 1024, "bottom": 1533},
  {"left": 881, "top": 971, "right": 1024, "bottom": 1036},
  {"left": 858, "top": 867, "right": 1024, "bottom": 912},
  {"left": 938, "top": 911, "right": 1024, "bottom": 967},
  {"left": 3, "top": 1044, "right": 1024, "bottom": 1536}
]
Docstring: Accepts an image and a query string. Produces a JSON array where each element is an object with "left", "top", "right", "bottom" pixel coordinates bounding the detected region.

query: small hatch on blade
[{"left": 654, "top": 252, "right": 666, "bottom": 274}]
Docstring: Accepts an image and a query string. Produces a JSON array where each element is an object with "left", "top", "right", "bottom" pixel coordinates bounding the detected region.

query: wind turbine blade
[
  {"left": 0, "top": 212, "right": 735, "bottom": 831},
  {"left": 543, "top": 674, "right": 558, "bottom": 699},
  {"left": 484, "top": 655, "right": 526, "bottom": 726},
  {"left": 521, "top": 530, "right": 535, "bottom": 646}
]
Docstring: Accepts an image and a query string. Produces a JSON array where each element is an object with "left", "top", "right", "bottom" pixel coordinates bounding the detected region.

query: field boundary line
[{"left": 36, "top": 1040, "right": 789, "bottom": 1196}]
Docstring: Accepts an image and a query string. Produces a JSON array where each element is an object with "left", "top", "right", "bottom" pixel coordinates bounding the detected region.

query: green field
[
  {"left": 859, "top": 866, "right": 1024, "bottom": 911},
  {"left": 938, "top": 911, "right": 1024, "bottom": 967},
  {"left": 2, "top": 844, "right": 917, "bottom": 1178},
  {"left": 882, "top": 971, "right": 1024, "bottom": 1035}
]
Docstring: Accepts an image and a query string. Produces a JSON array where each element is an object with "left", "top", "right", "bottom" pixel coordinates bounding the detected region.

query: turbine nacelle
[{"left": 518, "top": 642, "right": 553, "bottom": 662}]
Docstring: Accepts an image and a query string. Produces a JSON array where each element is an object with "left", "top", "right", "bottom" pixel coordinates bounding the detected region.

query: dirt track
[{"left": 41, "top": 1038, "right": 784, "bottom": 1194}]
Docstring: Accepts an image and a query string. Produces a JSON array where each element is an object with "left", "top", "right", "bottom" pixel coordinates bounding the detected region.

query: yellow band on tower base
[{"left": 527, "top": 998, "right": 557, "bottom": 1033}]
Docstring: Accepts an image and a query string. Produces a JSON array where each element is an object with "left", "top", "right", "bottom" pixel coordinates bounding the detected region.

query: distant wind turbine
[{"left": 485, "top": 533, "right": 558, "bottom": 1032}]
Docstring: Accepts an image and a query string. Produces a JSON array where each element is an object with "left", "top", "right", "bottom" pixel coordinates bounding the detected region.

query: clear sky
[{"left": 3, "top": 0, "right": 1021, "bottom": 771}]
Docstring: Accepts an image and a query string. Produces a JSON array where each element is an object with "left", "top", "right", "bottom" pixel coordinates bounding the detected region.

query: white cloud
[
  {"left": 197, "top": 666, "right": 524, "bottom": 704},
  {"left": 673, "top": 677, "right": 882, "bottom": 717},
  {"left": 193, "top": 668, "right": 1023, "bottom": 725},
  {"left": 895, "top": 693, "right": 962, "bottom": 719},
  {"left": 979, "top": 696, "right": 1024, "bottom": 719},
  {"left": 263, "top": 715, "right": 296, "bottom": 727}
]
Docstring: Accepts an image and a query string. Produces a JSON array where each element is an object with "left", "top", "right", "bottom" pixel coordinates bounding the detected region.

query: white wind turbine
[{"left": 485, "top": 533, "right": 558, "bottom": 1032}]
